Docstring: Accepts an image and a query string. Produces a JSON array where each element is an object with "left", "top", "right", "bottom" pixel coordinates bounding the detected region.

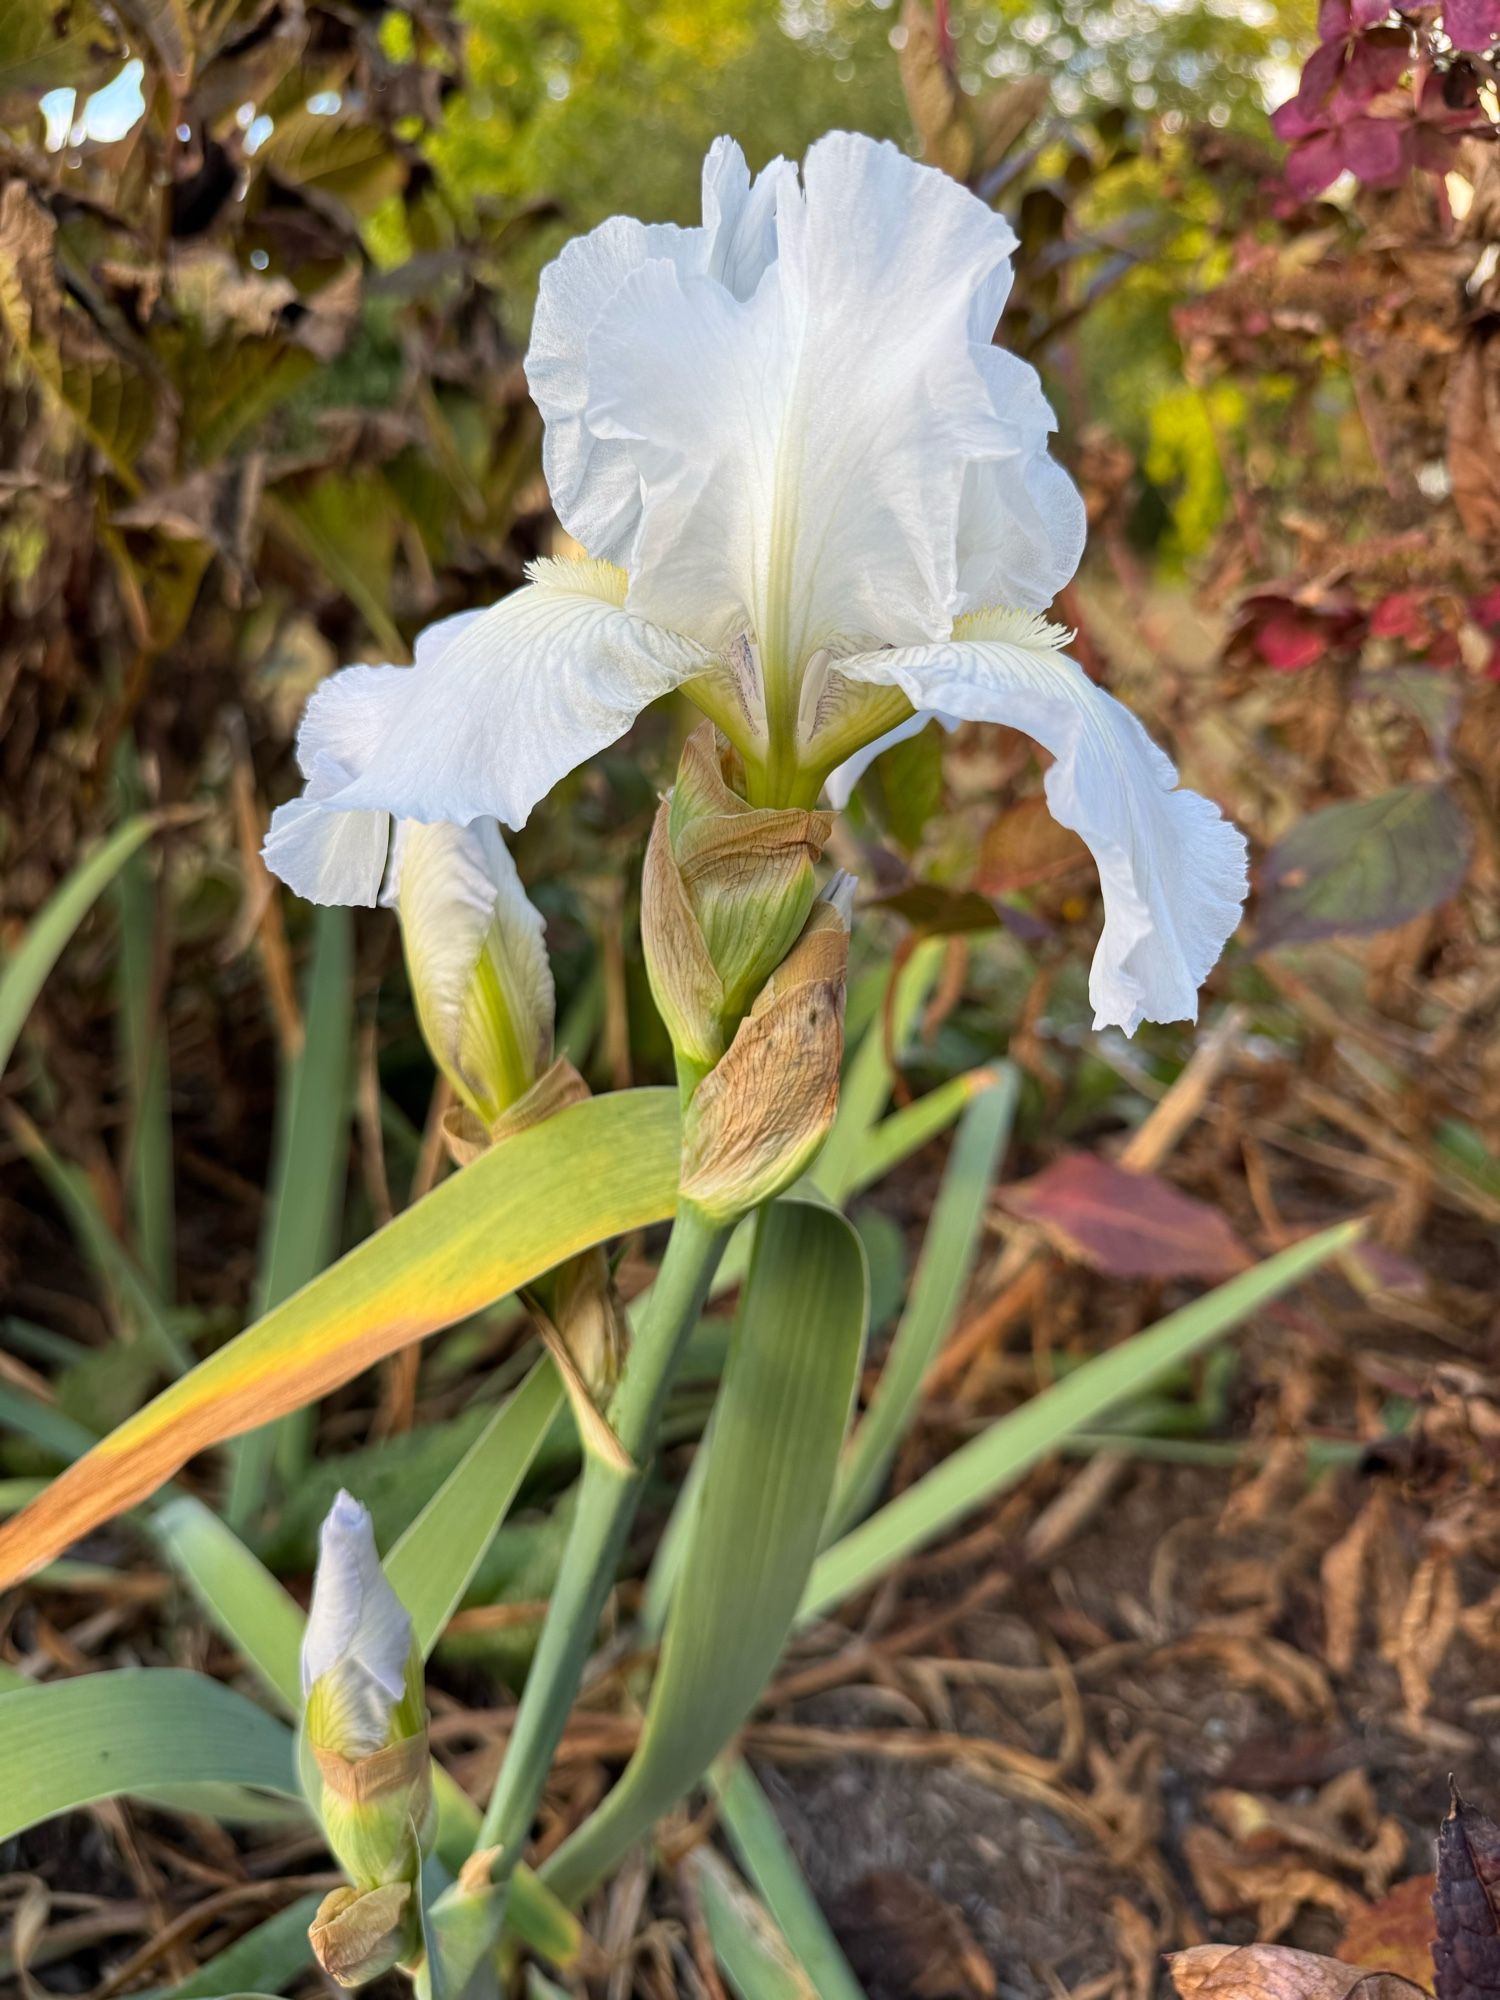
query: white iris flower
[{"left": 263, "top": 130, "right": 1246, "bottom": 1034}]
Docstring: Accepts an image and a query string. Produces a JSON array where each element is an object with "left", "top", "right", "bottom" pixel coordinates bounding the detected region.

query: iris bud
[
  {"left": 642, "top": 723, "right": 833, "bottom": 1078},
  {"left": 392, "top": 819, "right": 626, "bottom": 1456},
  {"left": 301, "top": 1490, "right": 432, "bottom": 1970},
  {"left": 389, "top": 818, "right": 553, "bottom": 1133},
  {"left": 310, "top": 1882, "right": 413, "bottom": 1988}
]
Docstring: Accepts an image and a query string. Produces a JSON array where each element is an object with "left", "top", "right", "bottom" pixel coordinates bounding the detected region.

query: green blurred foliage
[{"left": 435, "top": 0, "right": 1316, "bottom": 309}]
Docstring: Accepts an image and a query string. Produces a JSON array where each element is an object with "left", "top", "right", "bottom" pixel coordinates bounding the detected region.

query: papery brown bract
[
  {"left": 310, "top": 1882, "right": 417, "bottom": 1988},
  {"left": 1170, "top": 1943, "right": 1429, "bottom": 2000},
  {"left": 678, "top": 889, "right": 851, "bottom": 1221}
]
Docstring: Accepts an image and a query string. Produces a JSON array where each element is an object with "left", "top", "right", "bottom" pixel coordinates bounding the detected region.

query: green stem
[{"left": 476, "top": 1201, "right": 730, "bottom": 1865}]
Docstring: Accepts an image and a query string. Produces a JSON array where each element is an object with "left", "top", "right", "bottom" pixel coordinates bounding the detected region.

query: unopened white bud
[{"left": 387, "top": 819, "right": 553, "bottom": 1126}]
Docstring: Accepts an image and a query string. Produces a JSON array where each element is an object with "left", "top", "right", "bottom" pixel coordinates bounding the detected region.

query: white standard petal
[
  {"left": 583, "top": 132, "right": 1019, "bottom": 670},
  {"left": 699, "top": 135, "right": 793, "bottom": 299},
  {"left": 302, "top": 1491, "right": 412, "bottom": 1756},
  {"left": 956, "top": 348, "right": 1086, "bottom": 614},
  {"left": 841, "top": 611, "right": 1248, "bottom": 1034},
  {"left": 301, "top": 560, "right": 714, "bottom": 833},
  {"left": 262, "top": 665, "right": 410, "bottom": 907},
  {"left": 526, "top": 139, "right": 792, "bottom": 561},
  {"left": 391, "top": 818, "right": 554, "bottom": 1121}
]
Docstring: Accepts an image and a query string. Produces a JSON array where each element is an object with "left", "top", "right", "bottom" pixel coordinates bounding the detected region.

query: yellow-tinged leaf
[
  {"left": 0, "top": 0, "right": 120, "bottom": 102},
  {"left": 0, "top": 1089, "right": 680, "bottom": 1589}
]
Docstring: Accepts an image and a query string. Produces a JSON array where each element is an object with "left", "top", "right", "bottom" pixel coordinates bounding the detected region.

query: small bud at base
[
  {"left": 310, "top": 1881, "right": 415, "bottom": 1987},
  {"left": 678, "top": 888, "right": 852, "bottom": 1222}
]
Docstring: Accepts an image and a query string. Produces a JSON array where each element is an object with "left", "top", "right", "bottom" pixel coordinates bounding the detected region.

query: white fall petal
[
  {"left": 302, "top": 1490, "right": 412, "bottom": 1759},
  {"left": 261, "top": 663, "right": 411, "bottom": 907},
  {"left": 388, "top": 818, "right": 553, "bottom": 1122},
  {"left": 841, "top": 611, "right": 1248, "bottom": 1034},
  {"left": 261, "top": 560, "right": 713, "bottom": 898}
]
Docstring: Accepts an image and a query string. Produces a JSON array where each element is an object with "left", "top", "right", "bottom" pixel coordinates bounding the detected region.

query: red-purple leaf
[
  {"left": 998, "top": 1154, "right": 1251, "bottom": 1281},
  {"left": 1342, "top": 116, "right": 1413, "bottom": 184},
  {"left": 1336, "top": 29, "right": 1413, "bottom": 108},
  {"left": 1446, "top": 0, "right": 1500, "bottom": 52},
  {"left": 1318, "top": 0, "right": 1399, "bottom": 33},
  {"left": 1256, "top": 783, "right": 1472, "bottom": 953},
  {"left": 1256, "top": 610, "right": 1334, "bottom": 670},
  {"left": 1434, "top": 1790, "right": 1500, "bottom": 2000},
  {"left": 1277, "top": 36, "right": 1349, "bottom": 129},
  {"left": 870, "top": 883, "right": 1001, "bottom": 938},
  {"left": 1274, "top": 93, "right": 1326, "bottom": 143},
  {"left": 1369, "top": 591, "right": 1429, "bottom": 641},
  {"left": 1286, "top": 133, "right": 1350, "bottom": 197},
  {"left": 1339, "top": 1239, "right": 1429, "bottom": 1300}
]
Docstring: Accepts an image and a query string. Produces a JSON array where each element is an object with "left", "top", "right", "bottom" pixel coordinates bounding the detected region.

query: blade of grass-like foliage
[
  {"left": 227, "top": 904, "right": 353, "bottom": 1529},
  {"left": 841, "top": 1063, "right": 1007, "bottom": 1205},
  {"left": 130, "top": 1783, "right": 303, "bottom": 1824},
  {"left": 0, "top": 1088, "right": 681, "bottom": 1589},
  {"left": 542, "top": 1197, "right": 867, "bottom": 1904},
  {"left": 153, "top": 1495, "right": 305, "bottom": 1712},
  {"left": 630, "top": 1059, "right": 995, "bottom": 1387},
  {"left": 163, "top": 1365, "right": 566, "bottom": 1684},
  {"left": 114, "top": 745, "right": 175, "bottom": 1300},
  {"left": 1435, "top": 1117, "right": 1500, "bottom": 1205},
  {"left": 4, "top": 1317, "right": 88, "bottom": 1367},
  {"left": 802, "top": 1218, "right": 1363, "bottom": 1619},
  {"left": 145, "top": 1894, "right": 322, "bottom": 2000},
  {"left": 386, "top": 1354, "right": 564, "bottom": 1656},
  {"left": 152, "top": 1490, "right": 582, "bottom": 1966},
  {"left": 527, "top": 1971, "right": 574, "bottom": 2000},
  {"left": 828, "top": 1070, "right": 1017, "bottom": 1538},
  {"left": 711, "top": 1758, "right": 866, "bottom": 2000},
  {"left": 811, "top": 940, "right": 944, "bottom": 1204},
  {"left": 0, "top": 1670, "right": 299, "bottom": 1838},
  {"left": 634, "top": 1053, "right": 985, "bottom": 1642},
  {"left": 256, "top": 902, "right": 353, "bottom": 1319},
  {"left": 637, "top": 1410, "right": 713, "bottom": 1643},
  {"left": 8, "top": 1108, "right": 191, "bottom": 1374},
  {"left": 0, "top": 1385, "right": 97, "bottom": 1462},
  {"left": 692, "top": 1848, "right": 819, "bottom": 2000},
  {"left": 0, "top": 813, "right": 163, "bottom": 1080}
]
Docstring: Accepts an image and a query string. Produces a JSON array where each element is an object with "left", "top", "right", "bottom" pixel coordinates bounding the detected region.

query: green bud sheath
[{"left": 643, "top": 723, "right": 834, "bottom": 1074}]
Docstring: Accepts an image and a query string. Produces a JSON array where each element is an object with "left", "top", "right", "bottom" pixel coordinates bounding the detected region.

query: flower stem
[{"left": 476, "top": 1200, "right": 731, "bottom": 1867}]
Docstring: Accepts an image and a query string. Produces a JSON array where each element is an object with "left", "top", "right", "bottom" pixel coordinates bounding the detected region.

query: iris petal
[
  {"left": 388, "top": 819, "right": 553, "bottom": 1120},
  {"left": 583, "top": 132, "right": 1021, "bottom": 670},
  {"left": 527, "top": 138, "right": 793, "bottom": 562},
  {"left": 840, "top": 611, "right": 1248, "bottom": 1033},
  {"left": 302, "top": 1491, "right": 412, "bottom": 1757},
  {"left": 262, "top": 562, "right": 714, "bottom": 899}
]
